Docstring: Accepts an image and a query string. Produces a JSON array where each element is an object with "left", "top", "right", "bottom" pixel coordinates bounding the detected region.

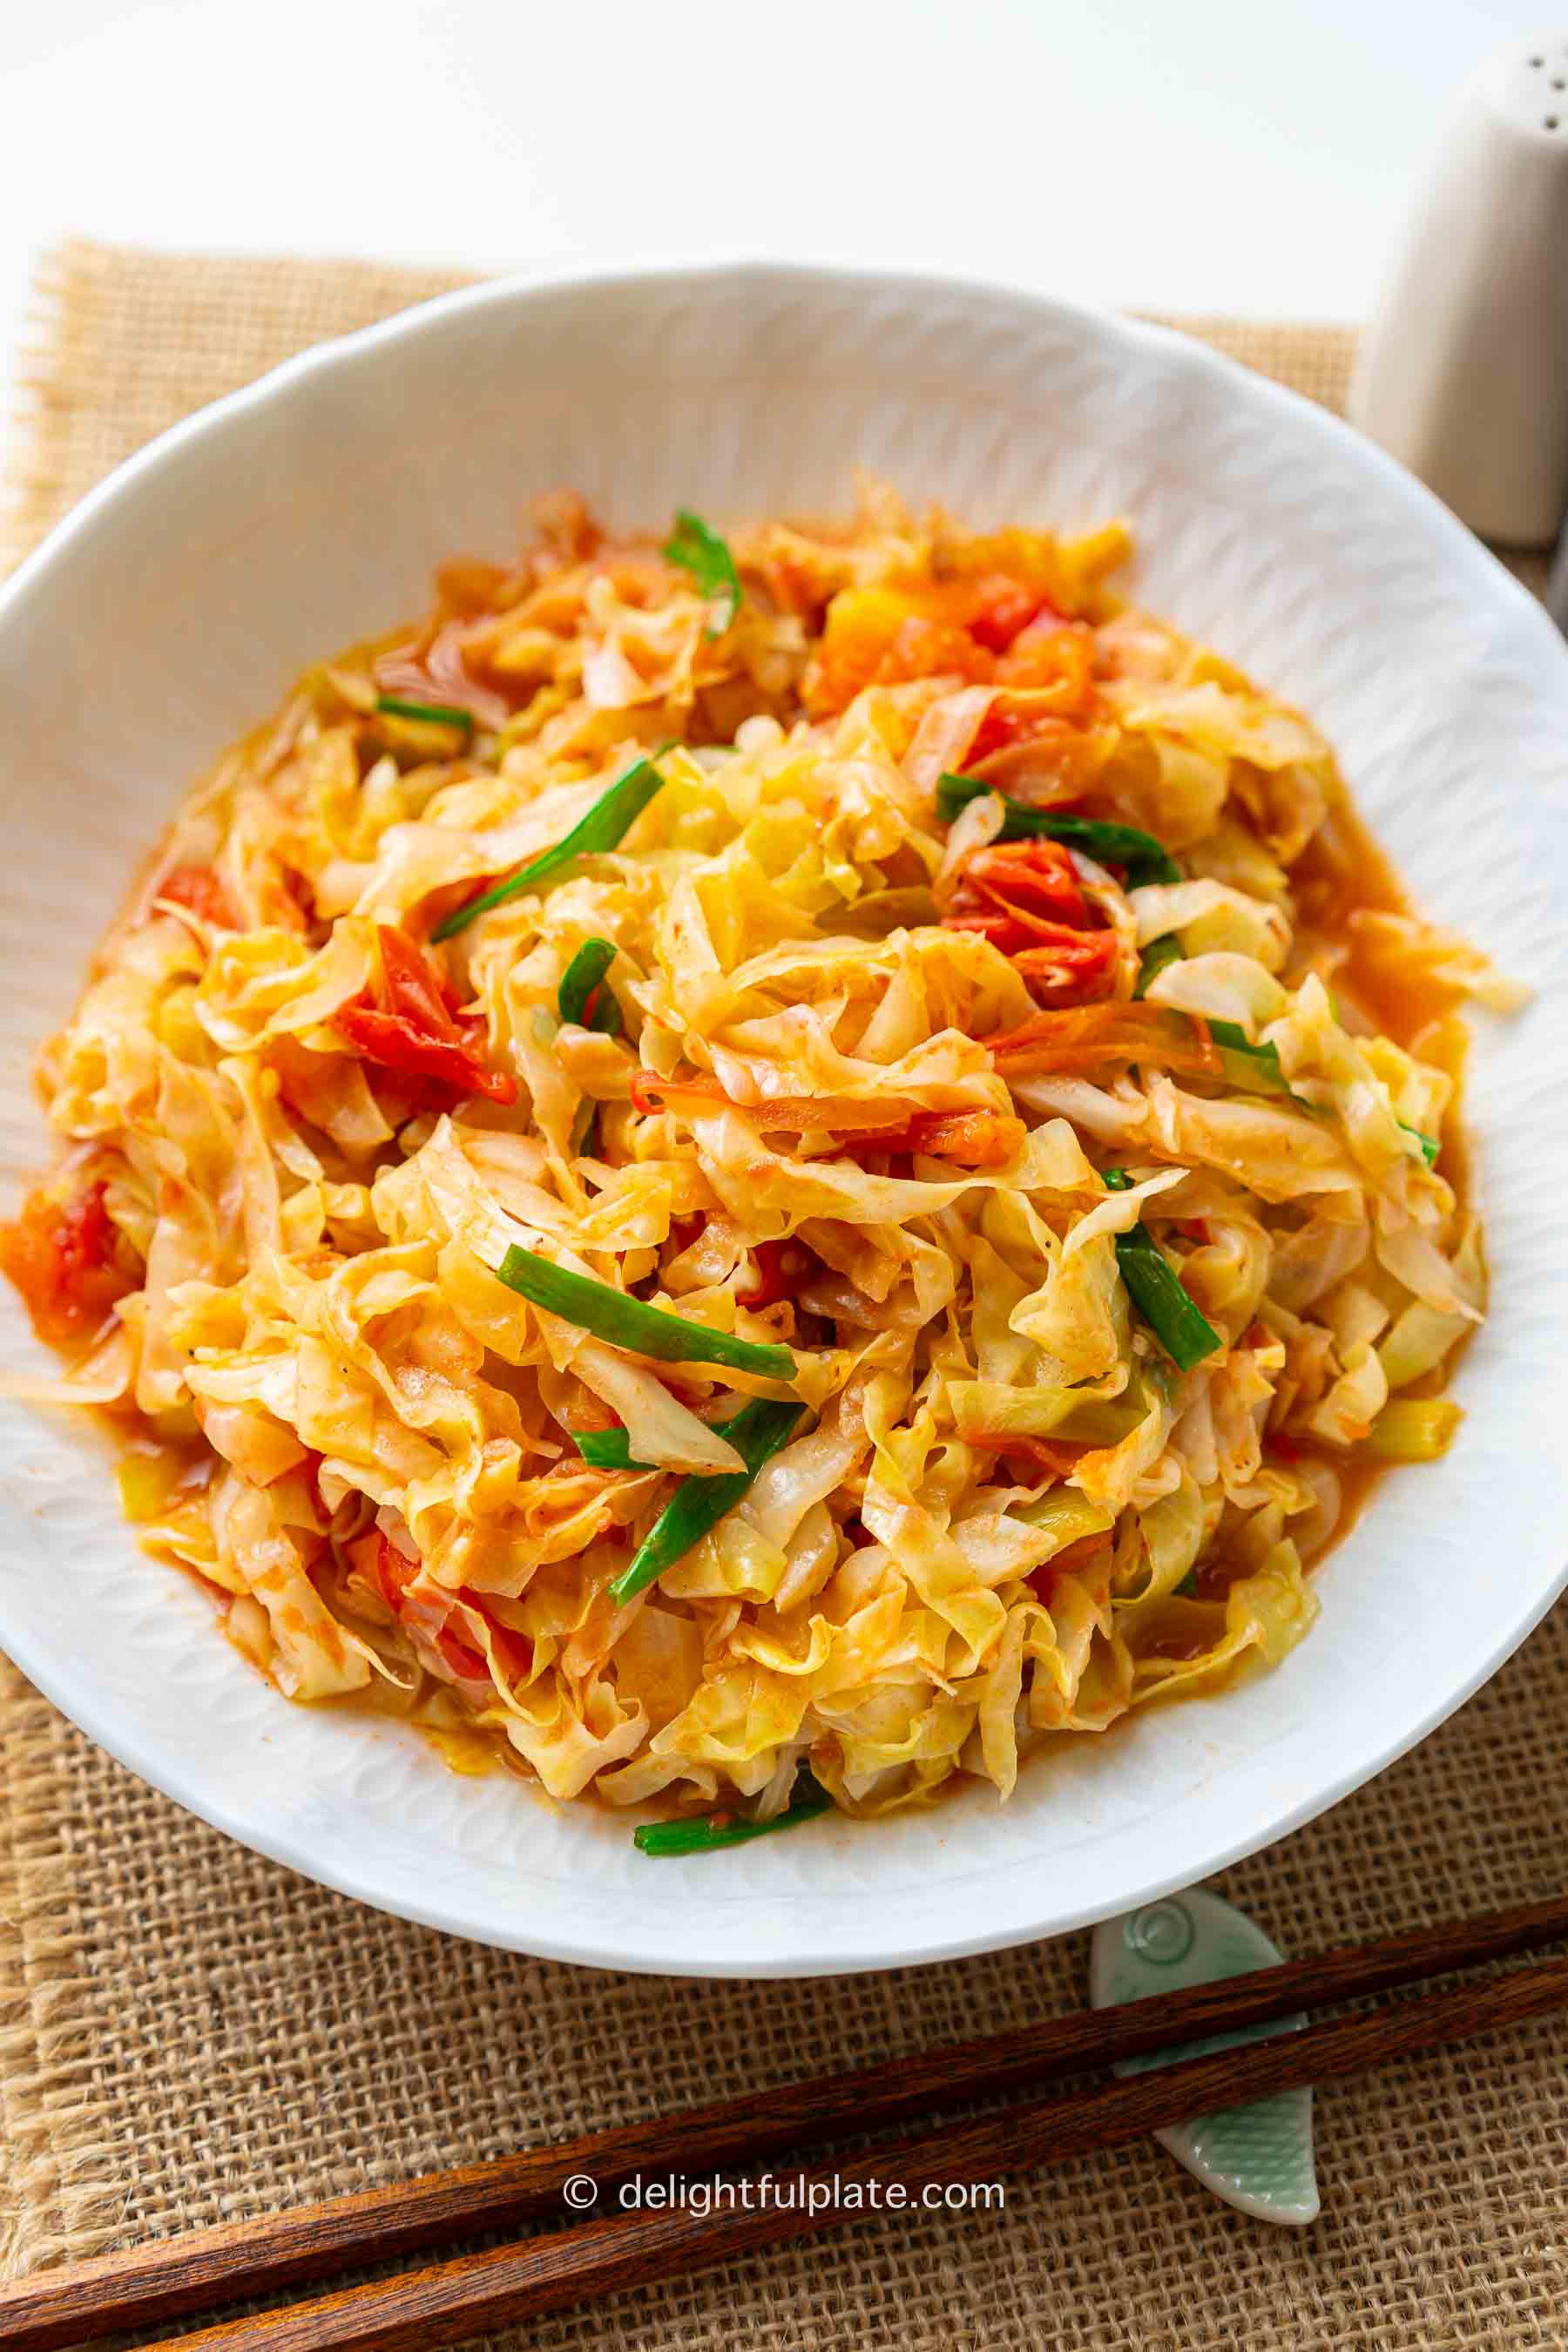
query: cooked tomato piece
[
  {"left": 943, "top": 836, "right": 1119, "bottom": 1004},
  {"left": 739, "top": 1238, "right": 794, "bottom": 1308},
  {"left": 965, "top": 718, "right": 1119, "bottom": 797},
  {"left": 994, "top": 618, "right": 1095, "bottom": 699},
  {"left": 962, "top": 839, "right": 1091, "bottom": 928},
  {"left": 456, "top": 1589, "right": 532, "bottom": 1683},
  {"left": 370, "top": 1534, "right": 531, "bottom": 1685},
  {"left": 804, "top": 585, "right": 990, "bottom": 714},
  {"left": 834, "top": 1108, "right": 1023, "bottom": 1169},
  {"left": 373, "top": 1532, "right": 416, "bottom": 1610},
  {"left": 805, "top": 575, "right": 1096, "bottom": 718},
  {"left": 435, "top": 1625, "right": 491, "bottom": 1681},
  {"left": 335, "top": 925, "right": 517, "bottom": 1107},
  {"left": 0, "top": 1180, "right": 132, "bottom": 1348},
  {"left": 155, "top": 865, "right": 234, "bottom": 926},
  {"left": 1010, "top": 930, "right": 1121, "bottom": 999},
  {"left": 941, "top": 909, "right": 1029, "bottom": 952},
  {"left": 963, "top": 575, "right": 1057, "bottom": 653},
  {"left": 440, "top": 1605, "right": 531, "bottom": 1685},
  {"left": 967, "top": 627, "right": 1098, "bottom": 759},
  {"left": 966, "top": 706, "right": 1024, "bottom": 761},
  {"left": 877, "top": 616, "right": 991, "bottom": 689},
  {"left": 375, "top": 924, "right": 459, "bottom": 1031},
  {"left": 899, "top": 1109, "right": 1026, "bottom": 1166}
]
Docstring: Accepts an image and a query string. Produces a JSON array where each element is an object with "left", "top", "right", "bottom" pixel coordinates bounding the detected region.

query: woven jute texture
[{"left": 3, "top": 241, "right": 1566, "bottom": 2349}]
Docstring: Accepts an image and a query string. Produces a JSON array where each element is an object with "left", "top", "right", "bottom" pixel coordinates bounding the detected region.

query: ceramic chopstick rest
[
  {"left": 1089, "top": 1888, "right": 1319, "bottom": 2225},
  {"left": 1350, "top": 35, "right": 1568, "bottom": 547}
]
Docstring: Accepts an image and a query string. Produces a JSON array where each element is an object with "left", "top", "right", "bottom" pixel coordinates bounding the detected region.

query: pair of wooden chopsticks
[{"left": 3, "top": 1893, "right": 1567, "bottom": 2352}]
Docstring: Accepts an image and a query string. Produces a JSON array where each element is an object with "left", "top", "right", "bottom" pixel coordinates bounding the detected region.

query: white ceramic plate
[{"left": 3, "top": 261, "right": 1566, "bottom": 1979}]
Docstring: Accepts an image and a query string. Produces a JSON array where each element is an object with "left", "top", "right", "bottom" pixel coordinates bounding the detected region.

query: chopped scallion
[
  {"left": 1209, "top": 1017, "right": 1297, "bottom": 1098},
  {"left": 495, "top": 1247, "right": 795, "bottom": 1381},
  {"left": 558, "top": 937, "right": 621, "bottom": 1033},
  {"left": 375, "top": 693, "right": 474, "bottom": 732},
  {"left": 572, "top": 1427, "right": 646, "bottom": 1470},
  {"left": 936, "top": 774, "right": 1180, "bottom": 887},
  {"left": 662, "top": 510, "right": 742, "bottom": 639},
  {"left": 1134, "top": 934, "right": 1182, "bottom": 997},
  {"left": 433, "top": 757, "right": 666, "bottom": 941},
  {"left": 633, "top": 1766, "right": 829, "bottom": 1855},
  {"left": 1101, "top": 1169, "right": 1222, "bottom": 1373},
  {"left": 608, "top": 1397, "right": 803, "bottom": 1605},
  {"left": 571, "top": 1416, "right": 739, "bottom": 1473}
]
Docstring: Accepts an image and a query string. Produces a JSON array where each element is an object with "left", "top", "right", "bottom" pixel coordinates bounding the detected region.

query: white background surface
[{"left": 0, "top": 0, "right": 1552, "bottom": 467}]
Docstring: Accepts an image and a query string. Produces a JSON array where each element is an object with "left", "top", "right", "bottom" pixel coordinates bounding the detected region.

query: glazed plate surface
[{"left": 2, "top": 262, "right": 1565, "bottom": 1974}]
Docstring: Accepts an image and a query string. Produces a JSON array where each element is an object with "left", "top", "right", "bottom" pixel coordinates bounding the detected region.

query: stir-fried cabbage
[{"left": 0, "top": 483, "right": 1516, "bottom": 1829}]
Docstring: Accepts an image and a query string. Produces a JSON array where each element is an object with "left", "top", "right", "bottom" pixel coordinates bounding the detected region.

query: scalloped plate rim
[{"left": 0, "top": 255, "right": 1565, "bottom": 1976}]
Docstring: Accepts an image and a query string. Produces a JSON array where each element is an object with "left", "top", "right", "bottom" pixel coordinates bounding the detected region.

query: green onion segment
[
  {"left": 608, "top": 1398, "right": 803, "bottom": 1605},
  {"left": 433, "top": 757, "right": 666, "bottom": 941},
  {"left": 936, "top": 774, "right": 1179, "bottom": 887},
  {"left": 1102, "top": 1169, "right": 1222, "bottom": 1373},
  {"left": 1134, "top": 934, "right": 1182, "bottom": 997},
  {"left": 571, "top": 1416, "right": 738, "bottom": 1473},
  {"left": 633, "top": 1767, "right": 829, "bottom": 1855},
  {"left": 1208, "top": 1017, "right": 1298, "bottom": 1098},
  {"left": 494, "top": 1247, "right": 795, "bottom": 1381},
  {"left": 558, "top": 937, "right": 622, "bottom": 1034},
  {"left": 375, "top": 693, "right": 475, "bottom": 732},
  {"left": 662, "top": 510, "right": 742, "bottom": 639},
  {"left": 572, "top": 1427, "right": 648, "bottom": 1470}
]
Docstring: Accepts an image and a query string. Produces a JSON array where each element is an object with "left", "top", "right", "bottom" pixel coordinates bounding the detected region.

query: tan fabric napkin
[{"left": 2, "top": 240, "right": 1565, "bottom": 2347}]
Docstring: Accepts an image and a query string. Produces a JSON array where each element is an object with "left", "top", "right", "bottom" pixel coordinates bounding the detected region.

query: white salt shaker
[{"left": 1350, "top": 34, "right": 1568, "bottom": 548}]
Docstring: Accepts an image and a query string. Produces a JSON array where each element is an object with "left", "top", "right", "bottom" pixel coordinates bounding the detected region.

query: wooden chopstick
[
  {"left": 3, "top": 1889, "right": 1566, "bottom": 2352},
  {"left": 145, "top": 1954, "right": 1568, "bottom": 2352}
]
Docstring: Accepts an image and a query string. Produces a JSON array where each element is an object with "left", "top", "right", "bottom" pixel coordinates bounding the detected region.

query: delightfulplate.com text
[{"left": 561, "top": 2171, "right": 1005, "bottom": 2219}]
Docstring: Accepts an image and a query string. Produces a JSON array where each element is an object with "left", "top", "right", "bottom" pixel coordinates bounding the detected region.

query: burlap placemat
[{"left": 3, "top": 241, "right": 1566, "bottom": 2349}]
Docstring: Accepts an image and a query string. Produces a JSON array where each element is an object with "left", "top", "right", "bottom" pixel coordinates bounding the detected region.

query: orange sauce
[{"left": 1291, "top": 793, "right": 1476, "bottom": 1213}]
